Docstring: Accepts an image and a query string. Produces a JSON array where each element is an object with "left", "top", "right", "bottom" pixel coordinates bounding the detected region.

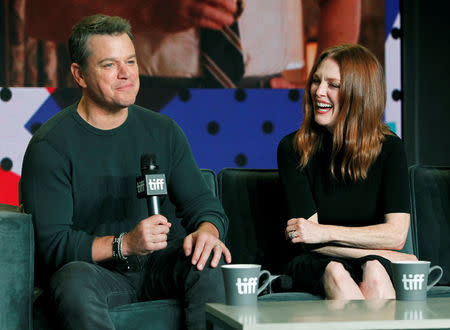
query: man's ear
[{"left": 71, "top": 63, "right": 87, "bottom": 88}]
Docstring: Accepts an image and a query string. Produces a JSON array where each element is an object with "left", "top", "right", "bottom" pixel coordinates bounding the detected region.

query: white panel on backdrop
[
  {"left": 0, "top": 88, "right": 50, "bottom": 175},
  {"left": 385, "top": 13, "right": 402, "bottom": 137}
]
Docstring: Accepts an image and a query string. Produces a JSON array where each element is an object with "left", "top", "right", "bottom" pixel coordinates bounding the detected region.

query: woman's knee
[
  {"left": 360, "top": 260, "right": 394, "bottom": 298},
  {"left": 323, "top": 261, "right": 351, "bottom": 284},
  {"left": 362, "top": 260, "right": 390, "bottom": 282},
  {"left": 322, "top": 261, "right": 363, "bottom": 299}
]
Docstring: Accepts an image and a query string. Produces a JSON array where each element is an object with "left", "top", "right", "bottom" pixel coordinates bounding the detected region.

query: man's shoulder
[
  {"left": 30, "top": 104, "right": 77, "bottom": 142},
  {"left": 130, "top": 104, "right": 175, "bottom": 128},
  {"left": 130, "top": 104, "right": 170, "bottom": 122}
]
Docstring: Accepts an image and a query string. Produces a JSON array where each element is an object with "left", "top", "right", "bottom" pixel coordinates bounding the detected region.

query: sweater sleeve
[
  {"left": 21, "top": 140, "right": 95, "bottom": 274},
  {"left": 166, "top": 120, "right": 229, "bottom": 239},
  {"left": 277, "top": 133, "right": 317, "bottom": 220}
]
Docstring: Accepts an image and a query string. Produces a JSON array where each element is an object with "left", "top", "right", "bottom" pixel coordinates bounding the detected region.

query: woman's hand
[{"left": 285, "top": 217, "right": 329, "bottom": 244}]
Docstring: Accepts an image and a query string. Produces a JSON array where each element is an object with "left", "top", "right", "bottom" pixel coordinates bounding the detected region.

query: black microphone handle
[{"left": 148, "top": 195, "right": 160, "bottom": 216}]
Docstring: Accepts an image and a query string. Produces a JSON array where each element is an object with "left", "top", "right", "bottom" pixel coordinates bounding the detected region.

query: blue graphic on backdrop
[
  {"left": 23, "top": 88, "right": 304, "bottom": 173},
  {"left": 24, "top": 95, "right": 61, "bottom": 133},
  {"left": 385, "top": 0, "right": 399, "bottom": 39},
  {"left": 161, "top": 89, "right": 304, "bottom": 173}
]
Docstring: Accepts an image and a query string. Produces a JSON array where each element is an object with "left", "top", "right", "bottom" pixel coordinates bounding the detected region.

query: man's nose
[{"left": 117, "top": 63, "right": 130, "bottom": 79}]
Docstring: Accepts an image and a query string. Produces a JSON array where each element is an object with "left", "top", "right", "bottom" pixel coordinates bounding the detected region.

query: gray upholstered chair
[
  {"left": 25, "top": 169, "right": 218, "bottom": 330},
  {"left": 0, "top": 204, "right": 34, "bottom": 330}
]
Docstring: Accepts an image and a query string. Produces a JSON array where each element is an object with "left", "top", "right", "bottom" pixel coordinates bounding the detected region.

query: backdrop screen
[{"left": 0, "top": 0, "right": 401, "bottom": 205}]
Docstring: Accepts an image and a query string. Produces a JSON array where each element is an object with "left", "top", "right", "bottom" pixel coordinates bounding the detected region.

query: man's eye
[
  {"left": 103, "top": 63, "right": 113, "bottom": 68},
  {"left": 128, "top": 60, "right": 136, "bottom": 65}
]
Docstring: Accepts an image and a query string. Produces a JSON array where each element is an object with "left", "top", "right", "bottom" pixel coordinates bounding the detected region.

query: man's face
[{"left": 80, "top": 33, "right": 139, "bottom": 112}]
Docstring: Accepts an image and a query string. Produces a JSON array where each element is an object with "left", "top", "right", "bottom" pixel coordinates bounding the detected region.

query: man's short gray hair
[{"left": 69, "top": 14, "right": 133, "bottom": 71}]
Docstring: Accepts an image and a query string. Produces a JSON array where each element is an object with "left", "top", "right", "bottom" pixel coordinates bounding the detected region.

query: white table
[{"left": 205, "top": 297, "right": 450, "bottom": 329}]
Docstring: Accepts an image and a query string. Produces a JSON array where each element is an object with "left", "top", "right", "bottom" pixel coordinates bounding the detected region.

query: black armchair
[
  {"left": 217, "top": 168, "right": 320, "bottom": 300},
  {"left": 409, "top": 165, "right": 450, "bottom": 293}
]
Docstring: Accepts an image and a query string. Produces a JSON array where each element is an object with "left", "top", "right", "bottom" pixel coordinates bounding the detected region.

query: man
[{"left": 21, "top": 14, "right": 231, "bottom": 329}]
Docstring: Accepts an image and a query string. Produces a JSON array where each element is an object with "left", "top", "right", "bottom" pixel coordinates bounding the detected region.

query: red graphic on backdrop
[{"left": 0, "top": 169, "right": 20, "bottom": 206}]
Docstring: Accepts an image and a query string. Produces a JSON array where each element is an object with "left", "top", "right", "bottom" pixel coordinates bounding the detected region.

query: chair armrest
[{"left": 0, "top": 210, "right": 34, "bottom": 330}]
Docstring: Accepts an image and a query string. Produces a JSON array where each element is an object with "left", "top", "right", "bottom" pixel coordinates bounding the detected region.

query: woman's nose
[{"left": 315, "top": 82, "right": 327, "bottom": 97}]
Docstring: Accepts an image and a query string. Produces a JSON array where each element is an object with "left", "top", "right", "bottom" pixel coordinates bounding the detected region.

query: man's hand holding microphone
[{"left": 123, "top": 153, "right": 231, "bottom": 270}]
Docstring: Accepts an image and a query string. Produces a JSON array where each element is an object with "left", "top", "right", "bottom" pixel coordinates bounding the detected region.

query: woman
[{"left": 277, "top": 44, "right": 416, "bottom": 300}]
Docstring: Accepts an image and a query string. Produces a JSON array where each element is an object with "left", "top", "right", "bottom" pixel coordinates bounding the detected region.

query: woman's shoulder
[
  {"left": 278, "top": 130, "right": 298, "bottom": 152},
  {"left": 277, "top": 130, "right": 303, "bottom": 168},
  {"left": 382, "top": 132, "right": 405, "bottom": 153},
  {"left": 378, "top": 132, "right": 407, "bottom": 167}
]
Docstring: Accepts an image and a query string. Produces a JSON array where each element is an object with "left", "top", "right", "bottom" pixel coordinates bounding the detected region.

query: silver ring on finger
[
  {"left": 288, "top": 231, "right": 295, "bottom": 239},
  {"left": 214, "top": 243, "right": 222, "bottom": 249}
]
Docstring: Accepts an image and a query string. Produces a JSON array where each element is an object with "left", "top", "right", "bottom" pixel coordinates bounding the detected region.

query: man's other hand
[{"left": 183, "top": 222, "right": 232, "bottom": 270}]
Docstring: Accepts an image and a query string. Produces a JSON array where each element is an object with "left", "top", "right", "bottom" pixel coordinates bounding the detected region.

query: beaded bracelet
[
  {"left": 112, "top": 232, "right": 128, "bottom": 261},
  {"left": 118, "top": 232, "right": 128, "bottom": 261}
]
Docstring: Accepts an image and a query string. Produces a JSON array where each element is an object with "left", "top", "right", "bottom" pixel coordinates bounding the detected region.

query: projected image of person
[
  {"left": 20, "top": 14, "right": 231, "bottom": 329},
  {"left": 277, "top": 44, "right": 416, "bottom": 299},
  {"left": 21, "top": 0, "right": 361, "bottom": 88}
]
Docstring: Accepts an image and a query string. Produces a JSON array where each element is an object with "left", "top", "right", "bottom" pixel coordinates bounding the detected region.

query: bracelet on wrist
[
  {"left": 118, "top": 232, "right": 128, "bottom": 260},
  {"left": 112, "top": 232, "right": 128, "bottom": 261}
]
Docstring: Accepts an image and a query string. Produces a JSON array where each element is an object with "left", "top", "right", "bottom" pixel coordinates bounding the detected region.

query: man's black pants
[{"left": 49, "top": 239, "right": 225, "bottom": 329}]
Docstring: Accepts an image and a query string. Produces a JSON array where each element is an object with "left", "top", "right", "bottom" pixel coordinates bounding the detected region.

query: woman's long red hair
[{"left": 295, "top": 44, "right": 393, "bottom": 180}]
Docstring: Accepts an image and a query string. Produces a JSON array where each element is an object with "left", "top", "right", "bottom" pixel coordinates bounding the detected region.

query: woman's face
[{"left": 310, "top": 58, "right": 341, "bottom": 131}]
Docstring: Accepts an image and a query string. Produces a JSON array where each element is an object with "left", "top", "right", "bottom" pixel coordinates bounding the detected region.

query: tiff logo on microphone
[
  {"left": 148, "top": 178, "right": 165, "bottom": 191},
  {"left": 402, "top": 274, "right": 425, "bottom": 290},
  {"left": 235, "top": 277, "right": 258, "bottom": 295},
  {"left": 136, "top": 180, "right": 145, "bottom": 194}
]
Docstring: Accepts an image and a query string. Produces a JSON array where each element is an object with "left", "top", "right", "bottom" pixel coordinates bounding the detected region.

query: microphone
[{"left": 136, "top": 154, "right": 167, "bottom": 215}]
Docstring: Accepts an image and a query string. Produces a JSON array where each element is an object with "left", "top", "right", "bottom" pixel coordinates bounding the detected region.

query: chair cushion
[
  {"left": 409, "top": 165, "right": 450, "bottom": 285},
  {"left": 428, "top": 286, "right": 450, "bottom": 298},
  {"left": 200, "top": 168, "right": 219, "bottom": 198},
  {"left": 0, "top": 210, "right": 34, "bottom": 330}
]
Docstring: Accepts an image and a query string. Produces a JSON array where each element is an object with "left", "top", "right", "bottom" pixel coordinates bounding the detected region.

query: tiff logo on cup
[
  {"left": 235, "top": 277, "right": 258, "bottom": 294},
  {"left": 402, "top": 274, "right": 425, "bottom": 290}
]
